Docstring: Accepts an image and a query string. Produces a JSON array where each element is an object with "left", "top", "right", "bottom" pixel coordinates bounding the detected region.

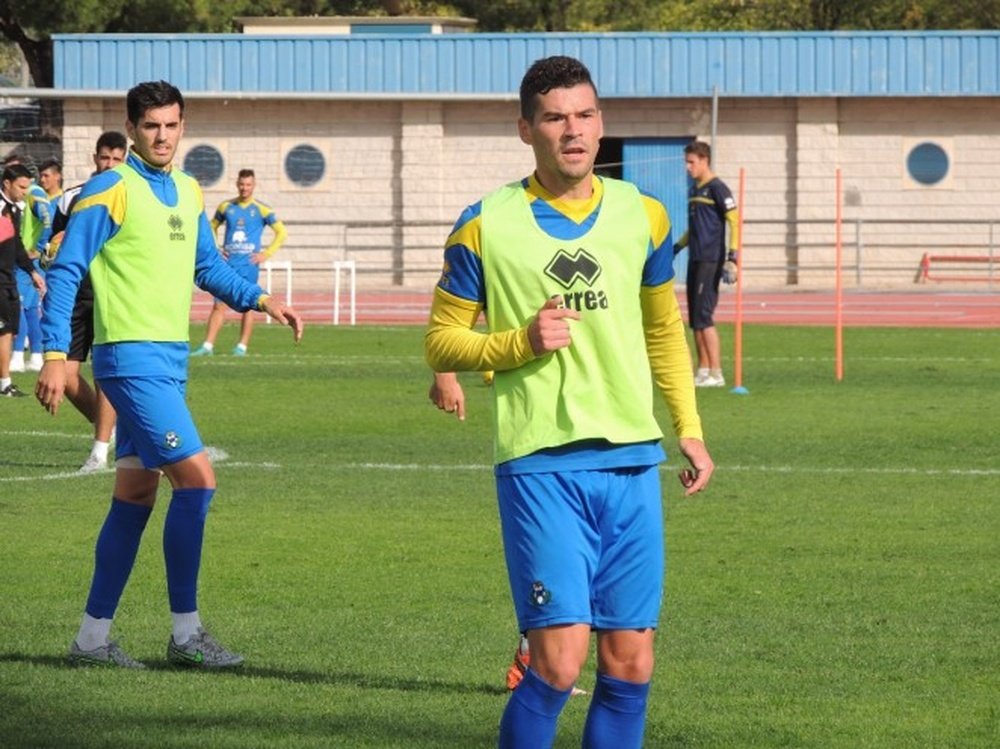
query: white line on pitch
[{"left": 1, "top": 429, "right": 91, "bottom": 440}]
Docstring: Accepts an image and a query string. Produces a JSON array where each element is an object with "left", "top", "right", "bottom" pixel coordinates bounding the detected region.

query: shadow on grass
[
  {"left": 1, "top": 652, "right": 503, "bottom": 749},
  {"left": 0, "top": 651, "right": 507, "bottom": 697}
]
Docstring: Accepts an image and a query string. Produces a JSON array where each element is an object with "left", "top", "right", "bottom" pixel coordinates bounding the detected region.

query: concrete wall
[{"left": 57, "top": 93, "right": 1000, "bottom": 291}]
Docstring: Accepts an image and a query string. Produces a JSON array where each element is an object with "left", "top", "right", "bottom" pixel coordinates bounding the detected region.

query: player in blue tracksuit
[
  {"left": 191, "top": 168, "right": 288, "bottom": 356},
  {"left": 35, "top": 80, "right": 303, "bottom": 670},
  {"left": 11, "top": 175, "right": 51, "bottom": 372}
]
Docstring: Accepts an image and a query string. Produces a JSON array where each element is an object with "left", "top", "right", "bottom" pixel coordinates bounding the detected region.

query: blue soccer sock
[
  {"left": 163, "top": 488, "right": 215, "bottom": 614},
  {"left": 85, "top": 498, "right": 154, "bottom": 619},
  {"left": 498, "top": 668, "right": 572, "bottom": 749},
  {"left": 582, "top": 672, "right": 651, "bottom": 749}
]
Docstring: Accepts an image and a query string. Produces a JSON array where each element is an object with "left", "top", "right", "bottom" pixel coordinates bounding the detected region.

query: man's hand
[
  {"left": 251, "top": 253, "right": 266, "bottom": 266},
  {"left": 31, "top": 270, "right": 46, "bottom": 297},
  {"left": 527, "top": 296, "right": 580, "bottom": 356},
  {"left": 721, "top": 252, "right": 739, "bottom": 285},
  {"left": 35, "top": 360, "right": 67, "bottom": 416},
  {"left": 429, "top": 372, "right": 465, "bottom": 421},
  {"left": 260, "top": 299, "right": 304, "bottom": 343},
  {"left": 677, "top": 437, "right": 714, "bottom": 496}
]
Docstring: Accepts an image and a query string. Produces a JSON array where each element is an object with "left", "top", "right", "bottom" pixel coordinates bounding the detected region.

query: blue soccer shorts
[
  {"left": 497, "top": 465, "right": 665, "bottom": 632},
  {"left": 99, "top": 375, "right": 203, "bottom": 470}
]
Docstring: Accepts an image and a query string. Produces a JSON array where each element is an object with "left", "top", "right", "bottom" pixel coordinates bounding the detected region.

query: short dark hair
[
  {"left": 519, "top": 56, "right": 598, "bottom": 121},
  {"left": 96, "top": 131, "right": 128, "bottom": 153},
  {"left": 126, "top": 80, "right": 185, "bottom": 124},
  {"left": 39, "top": 158, "right": 62, "bottom": 174},
  {"left": 685, "top": 141, "right": 712, "bottom": 163},
  {"left": 3, "top": 163, "right": 32, "bottom": 183},
  {"left": 237, "top": 169, "right": 255, "bottom": 179}
]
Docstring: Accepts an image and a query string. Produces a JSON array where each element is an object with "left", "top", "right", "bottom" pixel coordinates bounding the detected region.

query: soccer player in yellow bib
[
  {"left": 425, "top": 56, "right": 714, "bottom": 748},
  {"left": 36, "top": 81, "right": 303, "bottom": 669}
]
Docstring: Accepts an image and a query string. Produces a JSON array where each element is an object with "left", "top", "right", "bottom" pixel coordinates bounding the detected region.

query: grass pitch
[{"left": 1, "top": 322, "right": 997, "bottom": 748}]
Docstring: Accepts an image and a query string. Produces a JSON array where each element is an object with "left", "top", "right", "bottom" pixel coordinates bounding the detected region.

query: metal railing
[{"left": 272, "top": 217, "right": 1000, "bottom": 291}]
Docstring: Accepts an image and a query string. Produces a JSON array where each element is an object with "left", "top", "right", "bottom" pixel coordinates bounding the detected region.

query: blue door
[{"left": 622, "top": 138, "right": 691, "bottom": 281}]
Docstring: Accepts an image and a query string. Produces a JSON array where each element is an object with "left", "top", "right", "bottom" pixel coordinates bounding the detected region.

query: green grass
[{"left": 1, "top": 322, "right": 997, "bottom": 748}]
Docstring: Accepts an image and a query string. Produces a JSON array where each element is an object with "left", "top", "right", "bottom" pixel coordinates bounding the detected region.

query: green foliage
[{"left": 0, "top": 322, "right": 997, "bottom": 747}]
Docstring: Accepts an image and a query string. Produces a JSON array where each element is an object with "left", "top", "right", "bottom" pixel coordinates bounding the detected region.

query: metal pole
[{"left": 711, "top": 85, "right": 719, "bottom": 152}]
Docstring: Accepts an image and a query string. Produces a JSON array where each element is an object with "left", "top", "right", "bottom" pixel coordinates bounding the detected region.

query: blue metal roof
[{"left": 53, "top": 31, "right": 1000, "bottom": 97}]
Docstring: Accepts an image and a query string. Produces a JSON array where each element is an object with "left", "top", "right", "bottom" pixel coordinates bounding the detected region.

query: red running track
[{"left": 192, "top": 289, "right": 999, "bottom": 329}]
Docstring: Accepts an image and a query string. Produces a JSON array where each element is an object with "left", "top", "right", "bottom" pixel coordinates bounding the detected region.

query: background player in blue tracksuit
[
  {"left": 191, "top": 169, "right": 287, "bottom": 357},
  {"left": 9, "top": 163, "right": 52, "bottom": 372}
]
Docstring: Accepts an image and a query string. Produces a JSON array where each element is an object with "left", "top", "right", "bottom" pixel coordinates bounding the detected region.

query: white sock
[
  {"left": 234, "top": 343, "right": 247, "bottom": 353},
  {"left": 76, "top": 614, "right": 113, "bottom": 651},
  {"left": 0, "top": 377, "right": 10, "bottom": 390},
  {"left": 91, "top": 440, "right": 110, "bottom": 461},
  {"left": 10, "top": 350, "right": 23, "bottom": 366},
  {"left": 171, "top": 611, "right": 202, "bottom": 645},
  {"left": 201, "top": 341, "right": 214, "bottom": 352},
  {"left": 710, "top": 368, "right": 724, "bottom": 379},
  {"left": 28, "top": 352, "right": 43, "bottom": 367},
  {"left": 695, "top": 368, "right": 709, "bottom": 378}
]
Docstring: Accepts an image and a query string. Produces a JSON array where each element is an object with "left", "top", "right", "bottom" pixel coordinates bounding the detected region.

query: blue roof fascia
[{"left": 52, "top": 31, "right": 1000, "bottom": 97}]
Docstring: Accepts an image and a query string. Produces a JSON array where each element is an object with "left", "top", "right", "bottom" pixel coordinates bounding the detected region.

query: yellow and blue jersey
[
  {"left": 426, "top": 174, "right": 703, "bottom": 473},
  {"left": 438, "top": 174, "right": 674, "bottom": 306},
  {"left": 212, "top": 198, "right": 285, "bottom": 257},
  {"left": 41, "top": 151, "right": 266, "bottom": 376}
]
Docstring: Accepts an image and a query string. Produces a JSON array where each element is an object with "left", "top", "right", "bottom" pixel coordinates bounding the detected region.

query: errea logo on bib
[
  {"left": 545, "top": 248, "right": 610, "bottom": 311},
  {"left": 168, "top": 214, "right": 186, "bottom": 241}
]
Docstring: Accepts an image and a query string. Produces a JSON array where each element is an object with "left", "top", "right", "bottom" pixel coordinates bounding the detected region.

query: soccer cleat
[
  {"left": 167, "top": 628, "right": 245, "bottom": 669},
  {"left": 1, "top": 383, "right": 27, "bottom": 397},
  {"left": 79, "top": 454, "right": 109, "bottom": 474},
  {"left": 505, "top": 635, "right": 530, "bottom": 690},
  {"left": 190, "top": 345, "right": 213, "bottom": 356},
  {"left": 27, "top": 353, "right": 43, "bottom": 371},
  {"left": 696, "top": 373, "right": 726, "bottom": 388},
  {"left": 231, "top": 346, "right": 247, "bottom": 357},
  {"left": 68, "top": 640, "right": 146, "bottom": 669}
]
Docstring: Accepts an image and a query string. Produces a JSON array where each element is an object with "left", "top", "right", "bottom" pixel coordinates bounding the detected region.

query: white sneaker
[
  {"left": 79, "top": 454, "right": 109, "bottom": 474},
  {"left": 696, "top": 373, "right": 726, "bottom": 388},
  {"left": 27, "top": 353, "right": 43, "bottom": 371},
  {"left": 10, "top": 351, "right": 25, "bottom": 372}
]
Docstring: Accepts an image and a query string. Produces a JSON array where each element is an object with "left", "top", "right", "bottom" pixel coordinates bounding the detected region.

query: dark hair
[
  {"left": 39, "top": 158, "right": 62, "bottom": 174},
  {"left": 126, "top": 80, "right": 185, "bottom": 124},
  {"left": 3, "top": 163, "right": 32, "bottom": 183},
  {"left": 237, "top": 169, "right": 255, "bottom": 179},
  {"left": 684, "top": 141, "right": 712, "bottom": 163},
  {"left": 96, "top": 130, "right": 128, "bottom": 153},
  {"left": 519, "top": 56, "right": 598, "bottom": 120}
]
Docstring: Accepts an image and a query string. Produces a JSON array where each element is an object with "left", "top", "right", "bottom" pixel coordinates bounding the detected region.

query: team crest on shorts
[
  {"left": 529, "top": 581, "right": 552, "bottom": 607},
  {"left": 164, "top": 431, "right": 182, "bottom": 450}
]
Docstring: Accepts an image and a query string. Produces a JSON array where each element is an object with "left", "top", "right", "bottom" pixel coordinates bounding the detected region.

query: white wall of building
[{"left": 58, "top": 93, "right": 1000, "bottom": 290}]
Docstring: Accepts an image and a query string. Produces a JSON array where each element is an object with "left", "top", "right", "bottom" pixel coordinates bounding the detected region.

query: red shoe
[{"left": 505, "top": 635, "right": 530, "bottom": 690}]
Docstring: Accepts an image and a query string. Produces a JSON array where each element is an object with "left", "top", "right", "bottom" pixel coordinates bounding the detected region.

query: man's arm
[
  {"left": 40, "top": 175, "right": 123, "bottom": 356},
  {"left": 194, "top": 212, "right": 266, "bottom": 312},
  {"left": 642, "top": 279, "right": 714, "bottom": 495},
  {"left": 260, "top": 217, "right": 287, "bottom": 260}
]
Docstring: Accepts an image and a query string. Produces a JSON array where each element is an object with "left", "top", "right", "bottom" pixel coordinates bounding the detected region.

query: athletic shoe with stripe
[
  {"left": 167, "top": 628, "right": 245, "bottom": 668},
  {"left": 68, "top": 640, "right": 146, "bottom": 669},
  {"left": 1, "top": 383, "right": 27, "bottom": 397}
]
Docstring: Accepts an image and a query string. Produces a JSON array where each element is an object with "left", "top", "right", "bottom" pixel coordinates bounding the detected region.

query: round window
[
  {"left": 284, "top": 144, "right": 326, "bottom": 188},
  {"left": 183, "top": 144, "right": 224, "bottom": 187},
  {"left": 906, "top": 142, "right": 949, "bottom": 186}
]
